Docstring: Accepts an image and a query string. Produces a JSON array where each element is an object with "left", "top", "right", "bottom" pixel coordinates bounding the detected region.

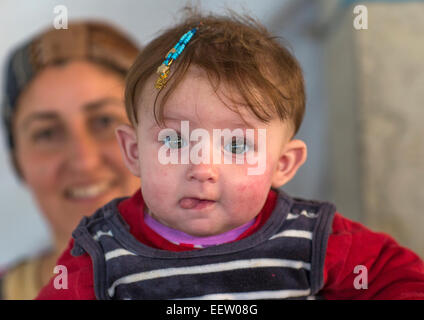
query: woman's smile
[{"left": 64, "top": 179, "right": 118, "bottom": 202}]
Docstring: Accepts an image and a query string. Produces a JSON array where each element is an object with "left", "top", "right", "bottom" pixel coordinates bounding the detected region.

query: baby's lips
[
  {"left": 179, "top": 197, "right": 215, "bottom": 210},
  {"left": 179, "top": 197, "right": 201, "bottom": 209}
]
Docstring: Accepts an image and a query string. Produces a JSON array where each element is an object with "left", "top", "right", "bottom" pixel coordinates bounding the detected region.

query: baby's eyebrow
[
  {"left": 160, "top": 115, "right": 254, "bottom": 128},
  {"left": 162, "top": 116, "right": 185, "bottom": 122},
  {"left": 147, "top": 117, "right": 181, "bottom": 129}
]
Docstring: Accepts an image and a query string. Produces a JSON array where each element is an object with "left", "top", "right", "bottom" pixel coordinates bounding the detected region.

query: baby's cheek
[
  {"left": 240, "top": 159, "right": 274, "bottom": 194},
  {"left": 233, "top": 174, "right": 272, "bottom": 212},
  {"left": 238, "top": 178, "right": 269, "bottom": 198},
  {"left": 141, "top": 164, "right": 171, "bottom": 203}
]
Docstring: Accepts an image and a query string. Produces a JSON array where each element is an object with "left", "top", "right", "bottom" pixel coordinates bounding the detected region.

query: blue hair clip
[{"left": 155, "top": 27, "right": 198, "bottom": 89}]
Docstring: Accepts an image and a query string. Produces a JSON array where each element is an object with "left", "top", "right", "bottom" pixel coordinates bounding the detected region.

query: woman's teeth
[{"left": 67, "top": 182, "right": 111, "bottom": 199}]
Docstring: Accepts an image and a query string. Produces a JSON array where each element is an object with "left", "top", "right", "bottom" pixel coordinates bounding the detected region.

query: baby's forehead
[
  {"left": 141, "top": 96, "right": 267, "bottom": 131},
  {"left": 137, "top": 73, "right": 292, "bottom": 140},
  {"left": 138, "top": 68, "right": 275, "bottom": 125}
]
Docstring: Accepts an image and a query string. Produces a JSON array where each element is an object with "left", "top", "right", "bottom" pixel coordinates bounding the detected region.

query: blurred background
[{"left": 0, "top": 0, "right": 423, "bottom": 270}]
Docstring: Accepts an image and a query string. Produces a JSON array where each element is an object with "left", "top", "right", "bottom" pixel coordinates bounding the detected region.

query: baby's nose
[{"left": 186, "top": 162, "right": 219, "bottom": 183}]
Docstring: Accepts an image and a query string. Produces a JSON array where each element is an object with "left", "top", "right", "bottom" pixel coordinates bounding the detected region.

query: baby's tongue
[{"left": 179, "top": 198, "right": 201, "bottom": 209}]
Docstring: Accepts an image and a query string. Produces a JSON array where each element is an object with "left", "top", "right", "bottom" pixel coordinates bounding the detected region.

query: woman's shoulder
[{"left": 0, "top": 255, "right": 46, "bottom": 300}]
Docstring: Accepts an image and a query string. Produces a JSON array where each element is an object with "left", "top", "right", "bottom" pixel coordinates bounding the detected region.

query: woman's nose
[{"left": 66, "top": 131, "right": 102, "bottom": 173}]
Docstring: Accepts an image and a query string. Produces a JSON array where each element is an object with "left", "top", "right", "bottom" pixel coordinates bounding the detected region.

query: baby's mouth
[{"left": 179, "top": 197, "right": 216, "bottom": 210}]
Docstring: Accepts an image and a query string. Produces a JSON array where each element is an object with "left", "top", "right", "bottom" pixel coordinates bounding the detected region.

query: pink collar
[{"left": 144, "top": 211, "right": 256, "bottom": 248}]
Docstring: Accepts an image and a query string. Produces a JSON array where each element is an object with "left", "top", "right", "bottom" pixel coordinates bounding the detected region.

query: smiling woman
[{"left": 0, "top": 22, "right": 141, "bottom": 299}]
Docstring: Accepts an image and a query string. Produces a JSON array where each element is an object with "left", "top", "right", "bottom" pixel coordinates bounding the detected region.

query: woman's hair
[{"left": 125, "top": 11, "right": 305, "bottom": 135}]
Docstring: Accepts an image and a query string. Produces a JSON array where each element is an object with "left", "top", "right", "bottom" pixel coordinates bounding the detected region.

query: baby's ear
[
  {"left": 115, "top": 124, "right": 141, "bottom": 177},
  {"left": 271, "top": 139, "right": 307, "bottom": 188}
]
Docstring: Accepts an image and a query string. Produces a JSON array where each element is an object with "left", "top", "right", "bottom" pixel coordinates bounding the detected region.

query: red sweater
[{"left": 36, "top": 190, "right": 424, "bottom": 300}]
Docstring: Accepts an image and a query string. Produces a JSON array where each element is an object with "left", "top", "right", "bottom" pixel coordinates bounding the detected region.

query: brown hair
[{"left": 125, "top": 11, "right": 305, "bottom": 135}]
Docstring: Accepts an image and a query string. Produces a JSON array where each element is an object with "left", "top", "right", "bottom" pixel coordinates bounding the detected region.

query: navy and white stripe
[{"left": 71, "top": 190, "right": 336, "bottom": 300}]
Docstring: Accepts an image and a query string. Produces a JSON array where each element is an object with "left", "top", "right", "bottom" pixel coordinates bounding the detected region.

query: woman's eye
[
  {"left": 32, "top": 127, "right": 61, "bottom": 143},
  {"left": 90, "top": 115, "right": 116, "bottom": 130},
  {"left": 224, "top": 138, "right": 250, "bottom": 154},
  {"left": 162, "top": 135, "right": 187, "bottom": 149}
]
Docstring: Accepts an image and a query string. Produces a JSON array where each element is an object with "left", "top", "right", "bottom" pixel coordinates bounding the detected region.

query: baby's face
[{"left": 134, "top": 67, "right": 293, "bottom": 237}]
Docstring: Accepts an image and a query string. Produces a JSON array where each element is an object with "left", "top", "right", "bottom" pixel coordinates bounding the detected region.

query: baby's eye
[
  {"left": 162, "top": 134, "right": 187, "bottom": 149},
  {"left": 224, "top": 137, "right": 251, "bottom": 154}
]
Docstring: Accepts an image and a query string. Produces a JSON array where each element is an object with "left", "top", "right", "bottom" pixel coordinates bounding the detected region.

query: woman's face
[{"left": 13, "top": 60, "right": 140, "bottom": 242}]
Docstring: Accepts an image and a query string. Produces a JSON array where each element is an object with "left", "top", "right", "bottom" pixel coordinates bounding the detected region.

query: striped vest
[{"left": 71, "top": 190, "right": 336, "bottom": 300}]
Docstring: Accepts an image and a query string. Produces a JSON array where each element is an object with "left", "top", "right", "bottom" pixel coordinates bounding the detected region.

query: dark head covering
[{"left": 2, "top": 21, "right": 140, "bottom": 151}]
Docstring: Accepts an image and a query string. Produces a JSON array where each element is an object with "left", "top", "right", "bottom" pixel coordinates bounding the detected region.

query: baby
[{"left": 37, "top": 13, "right": 424, "bottom": 300}]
